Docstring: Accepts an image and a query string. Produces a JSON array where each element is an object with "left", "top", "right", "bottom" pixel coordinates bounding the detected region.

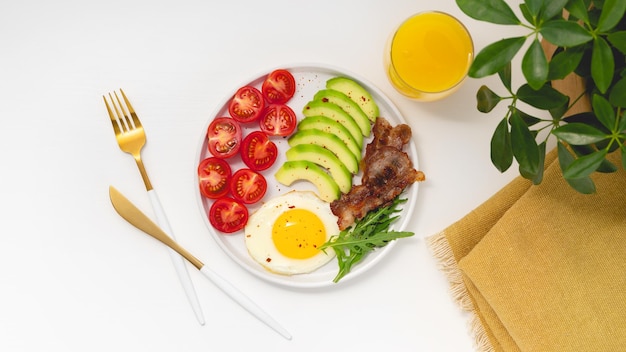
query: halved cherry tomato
[
  {"left": 198, "top": 157, "right": 231, "bottom": 199},
  {"left": 228, "top": 86, "right": 265, "bottom": 123},
  {"left": 207, "top": 117, "right": 242, "bottom": 159},
  {"left": 261, "top": 69, "right": 296, "bottom": 104},
  {"left": 229, "top": 168, "right": 267, "bottom": 204},
  {"left": 209, "top": 197, "right": 249, "bottom": 233},
  {"left": 240, "top": 131, "right": 278, "bottom": 171},
  {"left": 259, "top": 104, "right": 297, "bottom": 137}
]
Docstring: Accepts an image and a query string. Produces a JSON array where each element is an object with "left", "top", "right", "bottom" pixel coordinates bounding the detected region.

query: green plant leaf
[
  {"left": 591, "top": 37, "right": 615, "bottom": 94},
  {"left": 498, "top": 62, "right": 512, "bottom": 91},
  {"left": 597, "top": 0, "right": 626, "bottom": 32},
  {"left": 477, "top": 86, "right": 502, "bottom": 113},
  {"left": 469, "top": 37, "right": 526, "bottom": 78},
  {"left": 519, "top": 4, "right": 535, "bottom": 25},
  {"left": 548, "top": 46, "right": 584, "bottom": 80},
  {"left": 592, "top": 94, "right": 616, "bottom": 131},
  {"left": 540, "top": 20, "right": 593, "bottom": 47},
  {"left": 619, "top": 112, "right": 626, "bottom": 133},
  {"left": 522, "top": 38, "right": 549, "bottom": 90},
  {"left": 571, "top": 144, "right": 618, "bottom": 173},
  {"left": 530, "top": 141, "right": 547, "bottom": 184},
  {"left": 607, "top": 31, "right": 626, "bottom": 55},
  {"left": 552, "top": 122, "right": 609, "bottom": 144},
  {"left": 510, "top": 110, "right": 540, "bottom": 179},
  {"left": 549, "top": 101, "right": 569, "bottom": 120},
  {"left": 517, "top": 84, "right": 569, "bottom": 109},
  {"left": 515, "top": 107, "right": 542, "bottom": 126},
  {"left": 565, "top": 0, "right": 590, "bottom": 23},
  {"left": 541, "top": 0, "right": 570, "bottom": 20},
  {"left": 456, "top": 0, "right": 520, "bottom": 25},
  {"left": 609, "top": 76, "right": 626, "bottom": 108},
  {"left": 574, "top": 48, "right": 592, "bottom": 78},
  {"left": 524, "top": 0, "right": 542, "bottom": 18},
  {"left": 564, "top": 111, "right": 604, "bottom": 128},
  {"left": 491, "top": 117, "right": 513, "bottom": 172},
  {"left": 621, "top": 144, "right": 626, "bottom": 170},
  {"left": 557, "top": 142, "right": 596, "bottom": 193},
  {"left": 563, "top": 148, "right": 608, "bottom": 179}
]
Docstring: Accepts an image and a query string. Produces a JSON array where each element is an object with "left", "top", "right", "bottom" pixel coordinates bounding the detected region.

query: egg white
[{"left": 244, "top": 190, "right": 338, "bottom": 275}]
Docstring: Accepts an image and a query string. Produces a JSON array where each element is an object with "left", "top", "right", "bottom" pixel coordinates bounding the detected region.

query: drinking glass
[{"left": 384, "top": 11, "right": 474, "bottom": 102}]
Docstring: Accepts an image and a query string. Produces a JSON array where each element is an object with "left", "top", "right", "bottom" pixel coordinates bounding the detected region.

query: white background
[{"left": 0, "top": 0, "right": 529, "bottom": 351}]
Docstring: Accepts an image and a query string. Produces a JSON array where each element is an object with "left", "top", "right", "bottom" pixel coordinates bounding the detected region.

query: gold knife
[{"left": 109, "top": 186, "right": 292, "bottom": 340}]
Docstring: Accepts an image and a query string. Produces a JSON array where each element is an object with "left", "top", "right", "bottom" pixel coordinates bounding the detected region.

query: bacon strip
[{"left": 330, "top": 117, "right": 425, "bottom": 230}]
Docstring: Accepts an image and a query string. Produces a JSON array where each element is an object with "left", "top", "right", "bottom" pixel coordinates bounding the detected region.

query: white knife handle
[
  {"left": 199, "top": 265, "right": 292, "bottom": 340},
  {"left": 147, "top": 189, "right": 205, "bottom": 325}
]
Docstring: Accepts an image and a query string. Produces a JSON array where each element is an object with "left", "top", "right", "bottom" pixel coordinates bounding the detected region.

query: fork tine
[
  {"left": 120, "top": 89, "right": 143, "bottom": 129},
  {"left": 103, "top": 94, "right": 123, "bottom": 136},
  {"left": 112, "top": 91, "right": 134, "bottom": 132}
]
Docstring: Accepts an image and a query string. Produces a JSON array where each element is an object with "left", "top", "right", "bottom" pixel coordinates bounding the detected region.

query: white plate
[{"left": 195, "top": 63, "right": 419, "bottom": 288}]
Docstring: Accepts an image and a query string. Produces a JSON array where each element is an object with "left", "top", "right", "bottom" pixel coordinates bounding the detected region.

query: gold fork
[{"left": 103, "top": 90, "right": 205, "bottom": 325}]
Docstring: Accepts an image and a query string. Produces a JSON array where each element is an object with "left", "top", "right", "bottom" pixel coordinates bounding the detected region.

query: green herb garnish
[{"left": 320, "top": 196, "right": 414, "bottom": 283}]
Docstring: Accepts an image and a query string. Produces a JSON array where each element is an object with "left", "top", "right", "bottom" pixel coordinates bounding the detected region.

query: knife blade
[{"left": 108, "top": 186, "right": 292, "bottom": 340}]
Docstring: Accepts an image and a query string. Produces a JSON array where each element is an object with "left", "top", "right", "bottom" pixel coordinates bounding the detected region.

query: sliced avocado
[
  {"left": 297, "top": 115, "right": 362, "bottom": 162},
  {"left": 313, "top": 89, "right": 371, "bottom": 137},
  {"left": 288, "top": 129, "right": 359, "bottom": 174},
  {"left": 326, "top": 77, "right": 379, "bottom": 122},
  {"left": 286, "top": 144, "right": 353, "bottom": 193},
  {"left": 275, "top": 160, "right": 341, "bottom": 202},
  {"left": 302, "top": 100, "right": 363, "bottom": 148}
]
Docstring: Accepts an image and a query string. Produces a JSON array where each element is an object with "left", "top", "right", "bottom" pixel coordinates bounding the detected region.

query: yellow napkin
[{"left": 428, "top": 149, "right": 626, "bottom": 351}]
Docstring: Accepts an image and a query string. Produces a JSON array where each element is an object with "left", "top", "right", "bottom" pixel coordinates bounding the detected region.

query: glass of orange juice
[{"left": 384, "top": 11, "right": 474, "bottom": 102}]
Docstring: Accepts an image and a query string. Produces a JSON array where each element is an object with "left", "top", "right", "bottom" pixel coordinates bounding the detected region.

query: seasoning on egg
[{"left": 244, "top": 191, "right": 339, "bottom": 275}]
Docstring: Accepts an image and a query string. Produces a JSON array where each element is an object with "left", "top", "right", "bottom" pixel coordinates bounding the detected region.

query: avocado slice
[
  {"left": 302, "top": 100, "right": 363, "bottom": 148},
  {"left": 288, "top": 129, "right": 359, "bottom": 174},
  {"left": 313, "top": 89, "right": 371, "bottom": 137},
  {"left": 286, "top": 144, "right": 353, "bottom": 193},
  {"left": 297, "top": 115, "right": 362, "bottom": 162},
  {"left": 326, "top": 77, "right": 379, "bottom": 122},
  {"left": 274, "top": 160, "right": 341, "bottom": 202}
]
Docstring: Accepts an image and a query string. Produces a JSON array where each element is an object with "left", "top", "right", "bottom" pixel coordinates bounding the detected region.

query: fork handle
[
  {"left": 147, "top": 190, "right": 206, "bottom": 326},
  {"left": 199, "top": 265, "right": 292, "bottom": 340}
]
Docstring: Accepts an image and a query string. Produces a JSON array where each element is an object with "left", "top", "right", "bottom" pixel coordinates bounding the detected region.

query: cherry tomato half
[
  {"left": 209, "top": 197, "right": 249, "bottom": 234},
  {"left": 228, "top": 86, "right": 265, "bottom": 123},
  {"left": 198, "top": 157, "right": 232, "bottom": 199},
  {"left": 229, "top": 168, "right": 267, "bottom": 204},
  {"left": 207, "top": 117, "right": 242, "bottom": 159},
  {"left": 261, "top": 69, "right": 296, "bottom": 104},
  {"left": 240, "top": 131, "right": 278, "bottom": 171},
  {"left": 259, "top": 104, "right": 297, "bottom": 137}
]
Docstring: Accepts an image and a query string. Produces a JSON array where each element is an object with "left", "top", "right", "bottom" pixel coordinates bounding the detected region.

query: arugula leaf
[{"left": 319, "top": 197, "right": 414, "bottom": 283}]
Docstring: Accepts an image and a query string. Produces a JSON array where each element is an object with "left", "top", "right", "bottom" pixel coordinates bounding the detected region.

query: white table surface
[{"left": 1, "top": 0, "right": 530, "bottom": 351}]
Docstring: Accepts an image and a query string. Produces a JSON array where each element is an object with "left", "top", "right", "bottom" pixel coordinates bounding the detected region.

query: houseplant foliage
[{"left": 457, "top": 0, "right": 626, "bottom": 193}]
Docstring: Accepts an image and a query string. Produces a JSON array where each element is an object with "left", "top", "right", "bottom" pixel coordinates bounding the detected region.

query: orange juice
[{"left": 385, "top": 12, "right": 473, "bottom": 101}]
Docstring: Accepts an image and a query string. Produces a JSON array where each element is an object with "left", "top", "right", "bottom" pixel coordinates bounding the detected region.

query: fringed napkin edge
[{"left": 427, "top": 231, "right": 495, "bottom": 352}]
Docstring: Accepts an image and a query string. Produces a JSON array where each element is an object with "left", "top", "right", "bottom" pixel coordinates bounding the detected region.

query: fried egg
[{"left": 244, "top": 191, "right": 339, "bottom": 275}]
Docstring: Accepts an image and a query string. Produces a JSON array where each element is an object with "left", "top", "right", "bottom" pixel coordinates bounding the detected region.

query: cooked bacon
[
  {"left": 365, "top": 116, "right": 412, "bottom": 154},
  {"left": 330, "top": 117, "right": 424, "bottom": 230}
]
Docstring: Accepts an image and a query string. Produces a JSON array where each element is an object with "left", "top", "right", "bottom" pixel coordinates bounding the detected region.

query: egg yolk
[{"left": 272, "top": 208, "right": 327, "bottom": 259}]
